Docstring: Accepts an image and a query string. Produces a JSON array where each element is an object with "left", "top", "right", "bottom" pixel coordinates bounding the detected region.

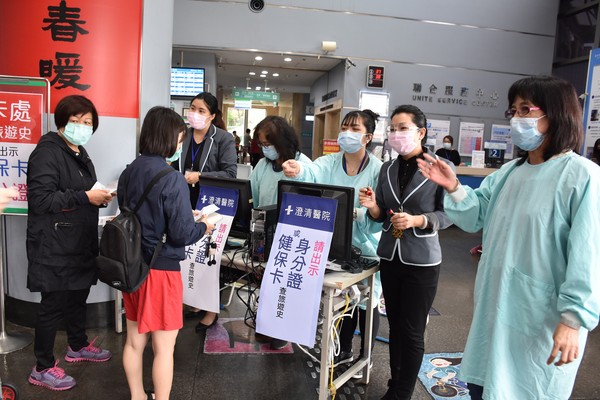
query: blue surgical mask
[
  {"left": 262, "top": 145, "right": 279, "bottom": 160},
  {"left": 510, "top": 116, "right": 546, "bottom": 151},
  {"left": 337, "top": 131, "right": 365, "bottom": 154},
  {"left": 62, "top": 122, "right": 93, "bottom": 146},
  {"left": 166, "top": 145, "right": 183, "bottom": 163}
]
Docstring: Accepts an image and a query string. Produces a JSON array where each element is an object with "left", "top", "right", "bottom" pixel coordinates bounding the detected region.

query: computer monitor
[
  {"left": 197, "top": 175, "right": 253, "bottom": 239},
  {"left": 483, "top": 141, "right": 506, "bottom": 169},
  {"left": 170, "top": 67, "right": 205, "bottom": 99},
  {"left": 277, "top": 181, "right": 354, "bottom": 263}
]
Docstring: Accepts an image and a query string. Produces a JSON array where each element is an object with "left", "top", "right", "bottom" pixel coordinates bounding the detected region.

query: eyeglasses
[
  {"left": 386, "top": 125, "right": 420, "bottom": 134},
  {"left": 504, "top": 105, "right": 541, "bottom": 119}
]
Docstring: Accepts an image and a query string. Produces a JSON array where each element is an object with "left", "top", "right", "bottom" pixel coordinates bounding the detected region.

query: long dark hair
[
  {"left": 390, "top": 104, "right": 428, "bottom": 145},
  {"left": 592, "top": 138, "right": 600, "bottom": 164},
  {"left": 341, "top": 109, "right": 379, "bottom": 149},
  {"left": 254, "top": 116, "right": 300, "bottom": 163},
  {"left": 508, "top": 76, "right": 582, "bottom": 165},
  {"left": 139, "top": 106, "right": 187, "bottom": 157}
]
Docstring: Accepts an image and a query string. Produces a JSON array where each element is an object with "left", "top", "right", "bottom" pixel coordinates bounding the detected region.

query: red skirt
[{"left": 123, "top": 269, "right": 183, "bottom": 334}]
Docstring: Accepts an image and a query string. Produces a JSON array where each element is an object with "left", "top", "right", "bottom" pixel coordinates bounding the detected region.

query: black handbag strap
[{"left": 122, "top": 167, "right": 174, "bottom": 213}]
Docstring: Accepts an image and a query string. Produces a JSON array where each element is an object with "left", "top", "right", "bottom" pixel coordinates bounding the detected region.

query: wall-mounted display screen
[{"left": 170, "top": 67, "right": 205, "bottom": 98}]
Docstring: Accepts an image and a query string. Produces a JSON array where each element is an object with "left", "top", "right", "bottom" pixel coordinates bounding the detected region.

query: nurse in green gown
[
  {"left": 283, "top": 109, "right": 383, "bottom": 377},
  {"left": 418, "top": 76, "right": 600, "bottom": 400}
]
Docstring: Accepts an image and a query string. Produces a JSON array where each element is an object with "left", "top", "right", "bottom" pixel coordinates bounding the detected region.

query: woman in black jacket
[{"left": 26, "top": 95, "right": 115, "bottom": 391}]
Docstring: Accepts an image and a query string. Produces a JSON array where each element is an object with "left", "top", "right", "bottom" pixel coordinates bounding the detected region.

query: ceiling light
[
  {"left": 246, "top": 86, "right": 251, "bottom": 90},
  {"left": 272, "top": 73, "right": 279, "bottom": 77},
  {"left": 265, "top": 87, "right": 270, "bottom": 91},
  {"left": 249, "top": 72, "right": 256, "bottom": 75},
  {"left": 284, "top": 57, "right": 292, "bottom": 62},
  {"left": 260, "top": 74, "right": 266, "bottom": 78},
  {"left": 255, "top": 86, "right": 261, "bottom": 90},
  {"left": 261, "top": 70, "right": 268, "bottom": 74},
  {"left": 255, "top": 56, "right": 263, "bottom": 61}
]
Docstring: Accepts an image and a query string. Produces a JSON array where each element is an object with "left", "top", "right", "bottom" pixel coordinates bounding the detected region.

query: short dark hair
[
  {"left": 54, "top": 95, "right": 99, "bottom": 132},
  {"left": 190, "top": 92, "right": 218, "bottom": 115},
  {"left": 341, "top": 109, "right": 380, "bottom": 149},
  {"left": 139, "top": 106, "right": 187, "bottom": 158},
  {"left": 390, "top": 104, "right": 428, "bottom": 145},
  {"left": 443, "top": 135, "right": 454, "bottom": 146},
  {"left": 508, "top": 76, "right": 583, "bottom": 164},
  {"left": 254, "top": 116, "right": 300, "bottom": 162}
]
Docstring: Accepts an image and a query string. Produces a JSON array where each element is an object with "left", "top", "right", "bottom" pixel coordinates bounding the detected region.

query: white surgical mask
[
  {"left": 510, "top": 116, "right": 546, "bottom": 151},
  {"left": 262, "top": 145, "right": 279, "bottom": 160},
  {"left": 337, "top": 131, "right": 365, "bottom": 154},
  {"left": 443, "top": 142, "right": 451, "bottom": 150},
  {"left": 62, "top": 122, "right": 93, "bottom": 146}
]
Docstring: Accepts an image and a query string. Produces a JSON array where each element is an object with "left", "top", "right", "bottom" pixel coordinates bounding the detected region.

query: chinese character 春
[{"left": 42, "top": 0, "right": 89, "bottom": 42}]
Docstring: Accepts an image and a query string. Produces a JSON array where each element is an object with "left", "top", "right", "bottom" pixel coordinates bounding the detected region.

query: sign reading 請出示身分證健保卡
[{"left": 256, "top": 192, "right": 337, "bottom": 347}]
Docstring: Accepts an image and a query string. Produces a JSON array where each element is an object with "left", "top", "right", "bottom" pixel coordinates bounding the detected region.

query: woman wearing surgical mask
[
  {"left": 417, "top": 76, "right": 600, "bottom": 400},
  {"left": 249, "top": 116, "right": 311, "bottom": 208},
  {"left": 177, "top": 92, "right": 236, "bottom": 332},
  {"left": 26, "top": 95, "right": 115, "bottom": 391},
  {"left": 435, "top": 135, "right": 462, "bottom": 166},
  {"left": 358, "top": 105, "right": 454, "bottom": 400},
  {"left": 282, "top": 110, "right": 383, "bottom": 372},
  {"left": 177, "top": 92, "right": 237, "bottom": 209}
]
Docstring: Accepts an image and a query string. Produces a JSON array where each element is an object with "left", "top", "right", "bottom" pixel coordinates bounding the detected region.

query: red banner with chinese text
[{"left": 0, "top": 0, "right": 142, "bottom": 118}]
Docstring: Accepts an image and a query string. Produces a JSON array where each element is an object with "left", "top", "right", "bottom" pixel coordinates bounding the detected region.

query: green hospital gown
[
  {"left": 295, "top": 151, "right": 383, "bottom": 309},
  {"left": 444, "top": 152, "right": 600, "bottom": 400}
]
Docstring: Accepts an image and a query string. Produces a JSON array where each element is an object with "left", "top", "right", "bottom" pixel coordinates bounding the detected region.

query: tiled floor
[{"left": 1, "top": 226, "right": 599, "bottom": 399}]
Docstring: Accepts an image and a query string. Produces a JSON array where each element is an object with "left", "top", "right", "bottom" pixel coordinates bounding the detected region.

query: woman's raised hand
[{"left": 417, "top": 153, "right": 459, "bottom": 192}]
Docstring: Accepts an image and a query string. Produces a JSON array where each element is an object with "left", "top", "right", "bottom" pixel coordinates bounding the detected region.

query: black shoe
[
  {"left": 380, "top": 379, "right": 407, "bottom": 400},
  {"left": 184, "top": 309, "right": 206, "bottom": 319},
  {"left": 333, "top": 350, "right": 353, "bottom": 367},
  {"left": 270, "top": 338, "right": 288, "bottom": 350},
  {"left": 195, "top": 315, "right": 218, "bottom": 333}
]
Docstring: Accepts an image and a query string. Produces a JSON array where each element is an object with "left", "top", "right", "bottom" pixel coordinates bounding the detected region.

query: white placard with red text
[
  {"left": 256, "top": 193, "right": 337, "bottom": 347},
  {"left": 181, "top": 186, "right": 238, "bottom": 313}
]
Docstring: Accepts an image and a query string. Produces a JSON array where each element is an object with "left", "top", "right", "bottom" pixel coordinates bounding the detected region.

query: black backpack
[{"left": 96, "top": 168, "right": 174, "bottom": 292}]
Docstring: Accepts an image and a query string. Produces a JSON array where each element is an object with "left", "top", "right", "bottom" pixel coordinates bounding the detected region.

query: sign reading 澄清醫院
[
  {"left": 181, "top": 186, "right": 238, "bottom": 313},
  {"left": 256, "top": 192, "right": 337, "bottom": 347},
  {"left": 0, "top": 89, "right": 45, "bottom": 213}
]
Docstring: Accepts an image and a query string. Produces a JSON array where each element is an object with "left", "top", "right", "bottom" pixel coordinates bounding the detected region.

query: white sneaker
[{"left": 352, "top": 360, "right": 374, "bottom": 379}]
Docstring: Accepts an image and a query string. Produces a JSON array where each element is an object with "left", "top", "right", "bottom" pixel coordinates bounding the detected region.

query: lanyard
[
  {"left": 191, "top": 137, "right": 202, "bottom": 167},
  {"left": 342, "top": 151, "right": 368, "bottom": 174}
]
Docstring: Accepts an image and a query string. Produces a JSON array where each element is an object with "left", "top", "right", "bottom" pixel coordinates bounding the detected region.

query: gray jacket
[
  {"left": 181, "top": 124, "right": 237, "bottom": 178},
  {"left": 371, "top": 150, "right": 454, "bottom": 265}
]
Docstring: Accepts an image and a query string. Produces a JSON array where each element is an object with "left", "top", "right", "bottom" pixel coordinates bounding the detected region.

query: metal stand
[{"left": 0, "top": 215, "right": 32, "bottom": 354}]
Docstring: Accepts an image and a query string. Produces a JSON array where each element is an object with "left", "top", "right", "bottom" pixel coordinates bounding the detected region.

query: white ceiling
[{"left": 176, "top": 48, "right": 342, "bottom": 106}]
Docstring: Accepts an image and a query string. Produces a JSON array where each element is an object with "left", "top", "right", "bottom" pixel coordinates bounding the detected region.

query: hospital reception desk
[{"left": 455, "top": 166, "right": 496, "bottom": 188}]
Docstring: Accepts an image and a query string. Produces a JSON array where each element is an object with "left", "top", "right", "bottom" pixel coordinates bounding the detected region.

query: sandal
[{"left": 145, "top": 389, "right": 155, "bottom": 399}]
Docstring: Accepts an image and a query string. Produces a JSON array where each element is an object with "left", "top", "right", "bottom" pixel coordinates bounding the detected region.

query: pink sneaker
[
  {"left": 64, "top": 337, "right": 112, "bottom": 363},
  {"left": 28, "top": 360, "right": 76, "bottom": 391}
]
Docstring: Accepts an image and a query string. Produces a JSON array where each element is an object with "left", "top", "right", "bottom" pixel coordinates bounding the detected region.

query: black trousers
[
  {"left": 467, "top": 383, "right": 484, "bottom": 400},
  {"left": 34, "top": 289, "right": 90, "bottom": 370},
  {"left": 379, "top": 257, "right": 440, "bottom": 399},
  {"left": 339, "top": 306, "right": 380, "bottom": 357}
]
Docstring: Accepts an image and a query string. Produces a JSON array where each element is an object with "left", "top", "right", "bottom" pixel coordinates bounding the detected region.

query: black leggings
[
  {"left": 34, "top": 289, "right": 90, "bottom": 370},
  {"left": 467, "top": 383, "right": 484, "bottom": 400},
  {"left": 379, "top": 257, "right": 440, "bottom": 399},
  {"left": 339, "top": 306, "right": 380, "bottom": 357}
]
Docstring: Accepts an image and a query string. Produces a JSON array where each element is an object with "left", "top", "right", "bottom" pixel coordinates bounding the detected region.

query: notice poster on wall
[
  {"left": 490, "top": 124, "right": 513, "bottom": 159},
  {"left": 427, "top": 119, "right": 451, "bottom": 152},
  {"left": 458, "top": 122, "right": 484, "bottom": 157},
  {"left": 582, "top": 48, "right": 600, "bottom": 158}
]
